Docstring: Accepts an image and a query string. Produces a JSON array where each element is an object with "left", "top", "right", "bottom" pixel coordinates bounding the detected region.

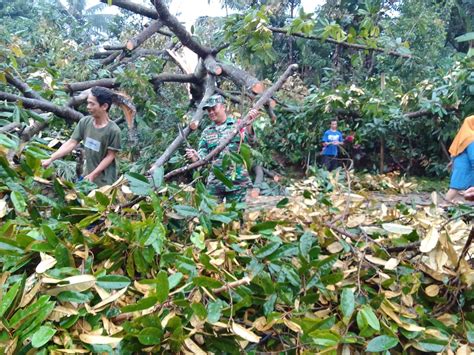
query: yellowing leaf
[
  {"left": 231, "top": 322, "right": 261, "bottom": 343},
  {"left": 47, "top": 275, "right": 96, "bottom": 296},
  {"left": 36, "top": 254, "right": 57, "bottom": 274},
  {"left": 365, "top": 255, "right": 388, "bottom": 266},
  {"left": 425, "top": 284, "right": 440, "bottom": 297},
  {"left": 384, "top": 258, "right": 399, "bottom": 270},
  {"left": 0, "top": 198, "right": 8, "bottom": 218},
  {"left": 93, "top": 287, "right": 128, "bottom": 311},
  {"left": 79, "top": 334, "right": 122, "bottom": 347},
  {"left": 381, "top": 223, "right": 413, "bottom": 235},
  {"left": 420, "top": 228, "right": 440, "bottom": 253},
  {"left": 184, "top": 338, "right": 207, "bottom": 355},
  {"left": 327, "top": 241, "right": 343, "bottom": 254}
]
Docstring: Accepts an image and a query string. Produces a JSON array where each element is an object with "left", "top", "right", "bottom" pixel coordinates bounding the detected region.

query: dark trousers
[{"left": 322, "top": 155, "right": 338, "bottom": 171}]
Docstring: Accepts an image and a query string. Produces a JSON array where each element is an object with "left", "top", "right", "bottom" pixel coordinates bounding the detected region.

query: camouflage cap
[{"left": 203, "top": 94, "right": 225, "bottom": 108}]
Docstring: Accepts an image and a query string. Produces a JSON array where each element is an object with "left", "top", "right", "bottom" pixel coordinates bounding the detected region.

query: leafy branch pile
[{"left": 1, "top": 141, "right": 474, "bottom": 353}]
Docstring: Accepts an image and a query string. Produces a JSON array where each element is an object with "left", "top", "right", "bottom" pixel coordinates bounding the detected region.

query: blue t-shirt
[
  {"left": 322, "top": 130, "right": 343, "bottom": 156},
  {"left": 450, "top": 141, "right": 474, "bottom": 190}
]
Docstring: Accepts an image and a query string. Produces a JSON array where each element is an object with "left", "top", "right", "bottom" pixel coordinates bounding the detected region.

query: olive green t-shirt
[{"left": 71, "top": 116, "right": 121, "bottom": 187}]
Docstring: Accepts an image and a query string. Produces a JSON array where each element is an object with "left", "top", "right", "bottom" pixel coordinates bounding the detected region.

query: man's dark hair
[
  {"left": 330, "top": 118, "right": 338, "bottom": 123},
  {"left": 91, "top": 86, "right": 115, "bottom": 112}
]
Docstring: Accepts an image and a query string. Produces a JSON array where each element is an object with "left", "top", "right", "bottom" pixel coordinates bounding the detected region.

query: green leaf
[
  {"left": 276, "top": 197, "right": 289, "bottom": 208},
  {"left": 360, "top": 306, "right": 380, "bottom": 331},
  {"left": 207, "top": 299, "right": 225, "bottom": 324},
  {"left": 11, "top": 191, "right": 27, "bottom": 213},
  {"left": 138, "top": 327, "right": 163, "bottom": 345},
  {"left": 0, "top": 281, "right": 22, "bottom": 317},
  {"left": 212, "top": 166, "right": 233, "bottom": 189},
  {"left": 31, "top": 326, "right": 56, "bottom": 348},
  {"left": 191, "top": 302, "right": 207, "bottom": 320},
  {"left": 193, "top": 276, "right": 223, "bottom": 289},
  {"left": 340, "top": 288, "right": 355, "bottom": 322},
  {"left": 416, "top": 338, "right": 448, "bottom": 352},
  {"left": 308, "top": 330, "right": 340, "bottom": 347},
  {"left": 152, "top": 166, "right": 164, "bottom": 188},
  {"left": 168, "top": 272, "right": 183, "bottom": 290},
  {"left": 96, "top": 275, "right": 131, "bottom": 289},
  {"left": 155, "top": 271, "right": 169, "bottom": 303},
  {"left": 455, "top": 32, "right": 474, "bottom": 43},
  {"left": 57, "top": 291, "right": 92, "bottom": 303},
  {"left": 121, "top": 296, "right": 158, "bottom": 313},
  {"left": 174, "top": 205, "right": 200, "bottom": 218},
  {"left": 299, "top": 231, "right": 314, "bottom": 258},
  {"left": 0, "top": 133, "right": 18, "bottom": 149},
  {"left": 250, "top": 221, "right": 278, "bottom": 233},
  {"left": 366, "top": 335, "right": 398, "bottom": 352},
  {"left": 125, "top": 172, "right": 152, "bottom": 196},
  {"left": 94, "top": 191, "right": 110, "bottom": 207},
  {"left": 255, "top": 242, "right": 281, "bottom": 259}
]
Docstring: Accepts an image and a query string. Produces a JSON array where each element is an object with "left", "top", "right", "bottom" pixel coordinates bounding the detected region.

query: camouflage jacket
[{"left": 197, "top": 117, "right": 252, "bottom": 192}]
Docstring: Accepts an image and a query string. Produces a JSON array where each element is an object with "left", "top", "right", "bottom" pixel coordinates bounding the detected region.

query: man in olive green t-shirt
[{"left": 42, "top": 87, "right": 121, "bottom": 187}]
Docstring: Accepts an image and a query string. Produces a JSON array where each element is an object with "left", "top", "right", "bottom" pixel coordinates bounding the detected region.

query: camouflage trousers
[{"left": 208, "top": 183, "right": 250, "bottom": 203}]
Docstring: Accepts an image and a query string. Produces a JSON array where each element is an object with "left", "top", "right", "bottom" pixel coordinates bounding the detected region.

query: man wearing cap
[{"left": 186, "top": 94, "right": 258, "bottom": 202}]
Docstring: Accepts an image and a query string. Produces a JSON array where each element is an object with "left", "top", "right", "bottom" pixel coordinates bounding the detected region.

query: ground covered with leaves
[{"left": 1, "top": 146, "right": 474, "bottom": 354}]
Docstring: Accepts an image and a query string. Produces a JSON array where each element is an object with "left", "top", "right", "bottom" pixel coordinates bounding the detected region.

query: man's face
[
  {"left": 87, "top": 94, "right": 107, "bottom": 118},
  {"left": 206, "top": 103, "right": 226, "bottom": 123},
  {"left": 330, "top": 120, "right": 338, "bottom": 130}
]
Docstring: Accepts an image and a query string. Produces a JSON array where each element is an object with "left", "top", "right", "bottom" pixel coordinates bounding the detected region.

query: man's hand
[
  {"left": 41, "top": 158, "right": 53, "bottom": 168},
  {"left": 185, "top": 148, "right": 199, "bottom": 162},
  {"left": 464, "top": 187, "right": 474, "bottom": 201},
  {"left": 84, "top": 173, "right": 97, "bottom": 183},
  {"left": 248, "top": 109, "right": 259, "bottom": 121}
]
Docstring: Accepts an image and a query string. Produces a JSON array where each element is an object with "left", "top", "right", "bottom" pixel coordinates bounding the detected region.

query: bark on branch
[
  {"left": 220, "top": 63, "right": 265, "bottom": 94},
  {"left": 0, "top": 92, "right": 83, "bottom": 123},
  {"left": 65, "top": 79, "right": 118, "bottom": 93},
  {"left": 100, "top": 0, "right": 158, "bottom": 19},
  {"left": 164, "top": 64, "right": 298, "bottom": 179},
  {"left": 268, "top": 26, "right": 412, "bottom": 59},
  {"left": 153, "top": 0, "right": 211, "bottom": 58},
  {"left": 126, "top": 20, "right": 164, "bottom": 51},
  {"left": 5, "top": 74, "right": 44, "bottom": 101},
  {"left": 212, "top": 276, "right": 252, "bottom": 294}
]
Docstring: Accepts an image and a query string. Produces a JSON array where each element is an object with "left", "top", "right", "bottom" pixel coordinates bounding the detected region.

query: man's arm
[
  {"left": 41, "top": 139, "right": 79, "bottom": 168},
  {"left": 84, "top": 149, "right": 117, "bottom": 183}
]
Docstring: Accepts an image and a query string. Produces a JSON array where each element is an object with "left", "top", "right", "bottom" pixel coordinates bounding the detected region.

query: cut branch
[
  {"left": 203, "top": 55, "right": 222, "bottom": 75},
  {"left": 126, "top": 20, "right": 164, "bottom": 51},
  {"left": 164, "top": 64, "right": 298, "bottom": 179},
  {"left": 268, "top": 26, "right": 412, "bottom": 59},
  {"left": 220, "top": 63, "right": 265, "bottom": 94},
  {"left": 0, "top": 92, "right": 83, "bottom": 123},
  {"left": 153, "top": 0, "right": 211, "bottom": 58}
]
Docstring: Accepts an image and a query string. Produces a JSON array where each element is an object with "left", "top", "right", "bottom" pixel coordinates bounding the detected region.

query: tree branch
[
  {"left": 220, "top": 63, "right": 265, "bottom": 94},
  {"left": 153, "top": 0, "right": 211, "bottom": 58},
  {"left": 5, "top": 73, "right": 45, "bottom": 101},
  {"left": 100, "top": 0, "right": 158, "bottom": 19},
  {"left": 164, "top": 64, "right": 298, "bottom": 179},
  {"left": 149, "top": 75, "right": 216, "bottom": 170},
  {"left": 65, "top": 79, "right": 118, "bottom": 93},
  {"left": 126, "top": 20, "right": 164, "bottom": 51},
  {"left": 268, "top": 26, "right": 412, "bottom": 59},
  {"left": 0, "top": 92, "right": 83, "bottom": 123}
]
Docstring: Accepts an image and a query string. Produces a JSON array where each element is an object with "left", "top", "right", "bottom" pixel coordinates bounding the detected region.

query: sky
[{"left": 96, "top": 0, "right": 324, "bottom": 28}]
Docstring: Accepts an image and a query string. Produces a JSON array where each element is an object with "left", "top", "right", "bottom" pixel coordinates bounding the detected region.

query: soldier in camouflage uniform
[{"left": 186, "top": 94, "right": 258, "bottom": 202}]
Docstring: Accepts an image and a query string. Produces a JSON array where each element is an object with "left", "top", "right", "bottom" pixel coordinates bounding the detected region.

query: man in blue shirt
[{"left": 321, "top": 119, "right": 344, "bottom": 171}]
